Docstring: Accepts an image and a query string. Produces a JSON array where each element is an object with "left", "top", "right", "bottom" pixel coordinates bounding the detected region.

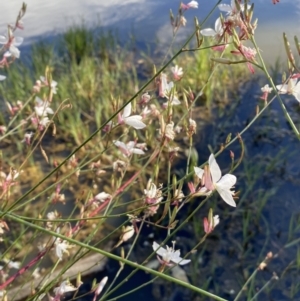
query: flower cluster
[
  {"left": 31, "top": 96, "right": 54, "bottom": 131},
  {"left": 0, "top": 3, "right": 26, "bottom": 80},
  {"left": 169, "top": 1, "right": 198, "bottom": 33},
  {"left": 201, "top": 0, "right": 257, "bottom": 72}
]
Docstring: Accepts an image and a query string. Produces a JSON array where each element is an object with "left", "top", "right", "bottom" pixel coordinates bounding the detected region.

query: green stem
[
  {"left": 4, "top": 210, "right": 228, "bottom": 301},
  {"left": 250, "top": 35, "right": 300, "bottom": 139}
]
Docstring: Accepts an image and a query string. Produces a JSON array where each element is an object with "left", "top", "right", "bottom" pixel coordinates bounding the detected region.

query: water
[{"left": 1, "top": 0, "right": 300, "bottom": 63}]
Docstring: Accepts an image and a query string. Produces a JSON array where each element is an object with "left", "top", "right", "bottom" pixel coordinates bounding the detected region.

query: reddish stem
[{"left": 0, "top": 248, "right": 48, "bottom": 290}]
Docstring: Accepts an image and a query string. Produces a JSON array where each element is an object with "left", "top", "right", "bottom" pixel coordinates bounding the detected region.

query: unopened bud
[
  {"left": 120, "top": 225, "right": 134, "bottom": 243},
  {"left": 294, "top": 35, "right": 300, "bottom": 56},
  {"left": 187, "top": 118, "right": 197, "bottom": 137},
  {"left": 170, "top": 9, "right": 175, "bottom": 26},
  {"left": 283, "top": 33, "right": 296, "bottom": 72},
  {"left": 225, "top": 133, "right": 232, "bottom": 144}
]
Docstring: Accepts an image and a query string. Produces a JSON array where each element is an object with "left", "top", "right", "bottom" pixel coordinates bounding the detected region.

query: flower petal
[
  {"left": 217, "top": 174, "right": 237, "bottom": 188},
  {"left": 216, "top": 185, "right": 236, "bottom": 207},
  {"left": 125, "top": 116, "right": 146, "bottom": 129},
  {"left": 131, "top": 148, "right": 145, "bottom": 155},
  {"left": 209, "top": 154, "right": 222, "bottom": 183},
  {"left": 122, "top": 103, "right": 132, "bottom": 118},
  {"left": 0, "top": 36, "right": 7, "bottom": 44},
  {"left": 215, "top": 17, "right": 222, "bottom": 33},
  {"left": 218, "top": 3, "right": 232, "bottom": 12},
  {"left": 113, "top": 140, "right": 126, "bottom": 149},
  {"left": 276, "top": 84, "right": 288, "bottom": 94},
  {"left": 194, "top": 167, "right": 204, "bottom": 179},
  {"left": 200, "top": 28, "right": 216, "bottom": 37},
  {"left": 14, "top": 37, "right": 24, "bottom": 46},
  {"left": 170, "top": 254, "right": 191, "bottom": 265},
  {"left": 152, "top": 242, "right": 166, "bottom": 257}
]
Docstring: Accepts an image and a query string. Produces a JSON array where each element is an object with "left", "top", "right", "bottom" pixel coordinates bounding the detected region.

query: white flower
[
  {"left": 171, "top": 65, "right": 183, "bottom": 80},
  {"left": 119, "top": 102, "right": 146, "bottom": 129},
  {"left": 194, "top": 154, "right": 237, "bottom": 207},
  {"left": 144, "top": 181, "right": 163, "bottom": 204},
  {"left": 0, "top": 36, "right": 23, "bottom": 58},
  {"left": 34, "top": 97, "right": 54, "bottom": 117},
  {"left": 40, "top": 76, "right": 58, "bottom": 94},
  {"left": 187, "top": 0, "right": 198, "bottom": 8},
  {"left": 200, "top": 17, "right": 223, "bottom": 39},
  {"left": 159, "top": 73, "right": 174, "bottom": 98},
  {"left": 54, "top": 238, "right": 70, "bottom": 260},
  {"left": 53, "top": 280, "right": 77, "bottom": 296},
  {"left": 93, "top": 277, "right": 108, "bottom": 300},
  {"left": 39, "top": 116, "right": 50, "bottom": 128},
  {"left": 182, "top": 1, "right": 198, "bottom": 9},
  {"left": 164, "top": 122, "right": 176, "bottom": 140},
  {"left": 152, "top": 241, "right": 191, "bottom": 266},
  {"left": 7, "top": 260, "right": 20, "bottom": 269},
  {"left": 95, "top": 192, "right": 111, "bottom": 202},
  {"left": 0, "top": 75, "right": 6, "bottom": 81},
  {"left": 276, "top": 77, "right": 300, "bottom": 102},
  {"left": 261, "top": 84, "right": 273, "bottom": 93},
  {"left": 113, "top": 140, "right": 145, "bottom": 157}
]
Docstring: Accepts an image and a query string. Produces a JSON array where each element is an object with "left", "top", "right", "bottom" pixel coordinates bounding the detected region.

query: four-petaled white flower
[
  {"left": 194, "top": 154, "right": 237, "bottom": 207},
  {"left": 113, "top": 140, "right": 145, "bottom": 157},
  {"left": 118, "top": 102, "right": 146, "bottom": 129},
  {"left": 276, "top": 76, "right": 300, "bottom": 102},
  {"left": 200, "top": 17, "right": 223, "bottom": 40},
  {"left": 152, "top": 241, "right": 191, "bottom": 266},
  {"left": 53, "top": 280, "right": 77, "bottom": 296}
]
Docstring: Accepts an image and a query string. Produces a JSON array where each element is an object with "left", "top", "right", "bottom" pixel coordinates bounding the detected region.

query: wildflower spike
[
  {"left": 283, "top": 33, "right": 296, "bottom": 73},
  {"left": 294, "top": 36, "right": 300, "bottom": 56}
]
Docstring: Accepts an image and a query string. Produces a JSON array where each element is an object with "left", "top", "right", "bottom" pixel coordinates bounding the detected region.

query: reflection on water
[{"left": 1, "top": 0, "right": 300, "bottom": 62}]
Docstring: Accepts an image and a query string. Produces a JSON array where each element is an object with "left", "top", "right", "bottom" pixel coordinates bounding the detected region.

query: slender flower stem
[
  {"left": 0, "top": 247, "right": 50, "bottom": 290},
  {"left": 4, "top": 210, "right": 228, "bottom": 301},
  {"left": 250, "top": 35, "right": 300, "bottom": 139},
  {"left": 249, "top": 273, "right": 278, "bottom": 301}
]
